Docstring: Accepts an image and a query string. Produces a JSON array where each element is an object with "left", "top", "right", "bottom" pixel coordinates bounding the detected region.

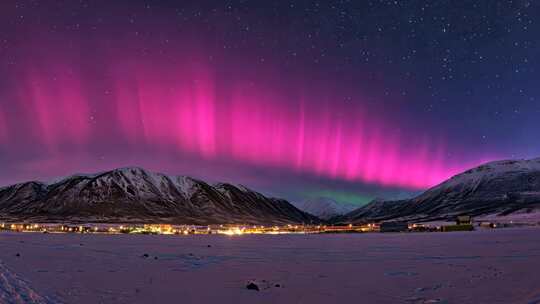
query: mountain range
[
  {"left": 0, "top": 167, "right": 319, "bottom": 225},
  {"left": 2, "top": 158, "right": 540, "bottom": 225}
]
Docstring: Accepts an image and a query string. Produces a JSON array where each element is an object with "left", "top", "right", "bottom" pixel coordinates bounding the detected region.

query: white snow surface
[
  {"left": 1, "top": 229, "right": 540, "bottom": 303},
  {"left": 0, "top": 261, "right": 58, "bottom": 304}
]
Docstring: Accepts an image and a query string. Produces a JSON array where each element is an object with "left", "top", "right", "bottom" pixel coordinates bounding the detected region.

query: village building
[{"left": 380, "top": 221, "right": 409, "bottom": 233}]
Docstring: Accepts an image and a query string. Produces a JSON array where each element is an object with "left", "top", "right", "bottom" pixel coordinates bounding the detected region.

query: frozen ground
[{"left": 1, "top": 228, "right": 540, "bottom": 304}]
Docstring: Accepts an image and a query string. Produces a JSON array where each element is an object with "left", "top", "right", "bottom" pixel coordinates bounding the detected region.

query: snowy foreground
[{"left": 1, "top": 229, "right": 540, "bottom": 304}]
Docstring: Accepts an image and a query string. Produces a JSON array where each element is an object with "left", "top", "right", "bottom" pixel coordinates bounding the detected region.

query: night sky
[{"left": 0, "top": 1, "right": 538, "bottom": 205}]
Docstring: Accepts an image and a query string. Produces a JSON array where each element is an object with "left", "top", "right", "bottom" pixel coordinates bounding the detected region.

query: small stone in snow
[{"left": 246, "top": 282, "right": 259, "bottom": 291}]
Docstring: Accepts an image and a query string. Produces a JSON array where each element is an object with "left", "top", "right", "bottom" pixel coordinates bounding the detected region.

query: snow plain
[{"left": 1, "top": 228, "right": 540, "bottom": 304}]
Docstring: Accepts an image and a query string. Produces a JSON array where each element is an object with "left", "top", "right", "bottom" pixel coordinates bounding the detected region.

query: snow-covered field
[{"left": 1, "top": 228, "right": 540, "bottom": 303}]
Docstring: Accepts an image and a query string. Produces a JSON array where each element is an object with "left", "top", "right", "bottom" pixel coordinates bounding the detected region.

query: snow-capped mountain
[
  {"left": 0, "top": 167, "right": 319, "bottom": 225},
  {"left": 339, "top": 158, "right": 540, "bottom": 223},
  {"left": 293, "top": 197, "right": 357, "bottom": 220}
]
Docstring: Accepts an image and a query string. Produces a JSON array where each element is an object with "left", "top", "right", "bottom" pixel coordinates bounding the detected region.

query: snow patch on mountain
[{"left": 439, "top": 158, "right": 540, "bottom": 189}]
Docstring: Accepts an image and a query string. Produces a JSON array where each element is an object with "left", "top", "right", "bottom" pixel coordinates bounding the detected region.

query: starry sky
[{"left": 0, "top": 0, "right": 538, "bottom": 205}]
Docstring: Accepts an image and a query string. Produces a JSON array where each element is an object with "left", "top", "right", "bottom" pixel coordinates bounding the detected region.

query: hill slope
[
  {"left": 0, "top": 167, "right": 319, "bottom": 225},
  {"left": 339, "top": 158, "right": 540, "bottom": 223}
]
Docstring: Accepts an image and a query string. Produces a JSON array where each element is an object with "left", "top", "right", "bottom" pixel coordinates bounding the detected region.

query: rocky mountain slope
[
  {"left": 339, "top": 158, "right": 540, "bottom": 223},
  {"left": 0, "top": 167, "right": 319, "bottom": 225},
  {"left": 292, "top": 197, "right": 357, "bottom": 220}
]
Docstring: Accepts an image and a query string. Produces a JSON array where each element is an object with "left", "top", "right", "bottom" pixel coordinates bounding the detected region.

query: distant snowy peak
[{"left": 293, "top": 197, "right": 357, "bottom": 220}]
